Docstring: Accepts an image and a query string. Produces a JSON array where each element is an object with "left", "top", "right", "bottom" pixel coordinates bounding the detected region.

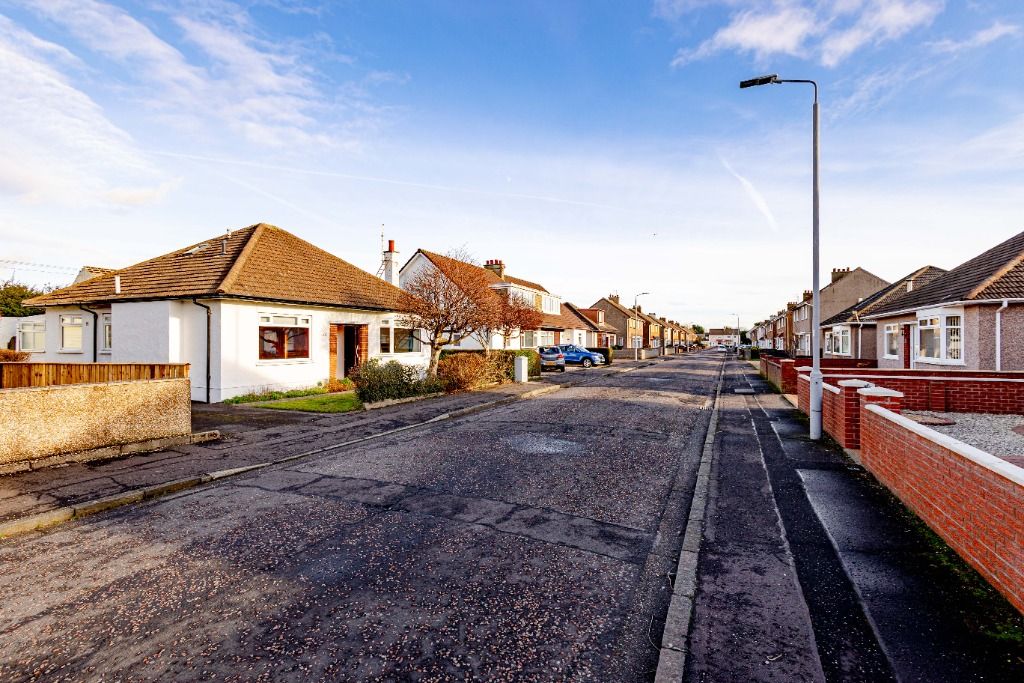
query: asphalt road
[{"left": 0, "top": 354, "right": 721, "bottom": 682}]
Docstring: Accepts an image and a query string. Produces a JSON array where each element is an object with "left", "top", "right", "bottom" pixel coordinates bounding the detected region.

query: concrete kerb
[
  {"left": 654, "top": 358, "right": 725, "bottom": 682},
  {"left": 0, "top": 358, "right": 676, "bottom": 541}
]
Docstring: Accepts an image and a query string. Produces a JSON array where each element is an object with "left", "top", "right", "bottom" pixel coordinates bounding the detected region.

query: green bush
[
  {"left": 350, "top": 359, "right": 441, "bottom": 403},
  {"left": 440, "top": 349, "right": 540, "bottom": 379},
  {"left": 585, "top": 347, "right": 613, "bottom": 365}
]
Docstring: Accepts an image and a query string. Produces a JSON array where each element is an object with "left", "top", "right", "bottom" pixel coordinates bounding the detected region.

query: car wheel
[
  {"left": 582, "top": 358, "right": 592, "bottom": 368},
  {"left": 560, "top": 367, "right": 566, "bottom": 372}
]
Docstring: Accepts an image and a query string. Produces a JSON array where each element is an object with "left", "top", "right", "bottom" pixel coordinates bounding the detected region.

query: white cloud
[
  {"left": 929, "top": 21, "right": 1020, "bottom": 54},
  {"left": 719, "top": 157, "right": 779, "bottom": 232},
  {"left": 820, "top": 0, "right": 943, "bottom": 67},
  {"left": 672, "top": 3, "right": 819, "bottom": 66},
  {"left": 0, "top": 14, "right": 169, "bottom": 205},
  {"left": 667, "top": 0, "right": 944, "bottom": 68}
]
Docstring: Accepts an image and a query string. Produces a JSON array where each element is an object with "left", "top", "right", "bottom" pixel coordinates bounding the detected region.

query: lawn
[{"left": 257, "top": 392, "right": 363, "bottom": 413}]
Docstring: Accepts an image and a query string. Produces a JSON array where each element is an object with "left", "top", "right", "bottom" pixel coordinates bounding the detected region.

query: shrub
[
  {"left": 440, "top": 349, "right": 540, "bottom": 380},
  {"left": 324, "top": 377, "right": 354, "bottom": 393},
  {"left": 0, "top": 349, "right": 29, "bottom": 362},
  {"left": 586, "top": 347, "right": 613, "bottom": 365},
  {"left": 350, "top": 359, "right": 440, "bottom": 403},
  {"left": 437, "top": 353, "right": 492, "bottom": 391}
]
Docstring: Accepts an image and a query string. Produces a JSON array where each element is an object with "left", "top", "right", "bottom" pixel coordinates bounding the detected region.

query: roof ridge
[
  {"left": 217, "top": 224, "right": 264, "bottom": 294},
  {"left": 967, "top": 244, "right": 1024, "bottom": 299}
]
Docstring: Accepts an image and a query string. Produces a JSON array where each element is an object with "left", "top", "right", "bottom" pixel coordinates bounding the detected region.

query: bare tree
[{"left": 398, "top": 250, "right": 497, "bottom": 377}]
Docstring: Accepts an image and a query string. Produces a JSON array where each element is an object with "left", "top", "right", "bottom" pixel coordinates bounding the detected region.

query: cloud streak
[{"left": 719, "top": 157, "right": 779, "bottom": 232}]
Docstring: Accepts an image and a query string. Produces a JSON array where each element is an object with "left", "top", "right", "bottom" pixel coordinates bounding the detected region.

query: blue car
[{"left": 557, "top": 344, "right": 605, "bottom": 368}]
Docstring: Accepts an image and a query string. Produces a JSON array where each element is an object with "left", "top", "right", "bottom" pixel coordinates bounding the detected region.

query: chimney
[
  {"left": 114, "top": 275, "right": 121, "bottom": 294},
  {"left": 609, "top": 294, "right": 620, "bottom": 303},
  {"left": 831, "top": 267, "right": 851, "bottom": 284},
  {"left": 383, "top": 239, "right": 400, "bottom": 287},
  {"left": 484, "top": 259, "right": 506, "bottom": 279},
  {"left": 802, "top": 290, "right": 812, "bottom": 302},
  {"left": 635, "top": 304, "right": 642, "bottom": 313}
]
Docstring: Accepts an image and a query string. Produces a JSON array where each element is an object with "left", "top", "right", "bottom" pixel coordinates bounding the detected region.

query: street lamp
[
  {"left": 740, "top": 73, "right": 823, "bottom": 440},
  {"left": 634, "top": 292, "right": 649, "bottom": 362},
  {"left": 731, "top": 313, "right": 740, "bottom": 352}
]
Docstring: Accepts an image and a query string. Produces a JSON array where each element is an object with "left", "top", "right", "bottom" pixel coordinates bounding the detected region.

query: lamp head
[{"left": 739, "top": 74, "right": 779, "bottom": 88}]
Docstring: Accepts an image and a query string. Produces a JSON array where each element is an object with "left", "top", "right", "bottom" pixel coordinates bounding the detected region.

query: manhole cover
[{"left": 734, "top": 388, "right": 755, "bottom": 394}]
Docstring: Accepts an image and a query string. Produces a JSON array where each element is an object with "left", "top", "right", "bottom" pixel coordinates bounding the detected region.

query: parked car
[
  {"left": 557, "top": 344, "right": 605, "bottom": 368},
  {"left": 539, "top": 346, "right": 566, "bottom": 372}
]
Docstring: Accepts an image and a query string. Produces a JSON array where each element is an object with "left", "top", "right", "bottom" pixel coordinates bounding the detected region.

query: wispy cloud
[
  {"left": 719, "top": 156, "right": 779, "bottom": 232},
  {"left": 666, "top": 0, "right": 944, "bottom": 68},
  {"left": 929, "top": 21, "right": 1020, "bottom": 54}
]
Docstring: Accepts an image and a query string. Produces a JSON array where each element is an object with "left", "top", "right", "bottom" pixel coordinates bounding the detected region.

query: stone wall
[{"left": 0, "top": 378, "right": 191, "bottom": 465}]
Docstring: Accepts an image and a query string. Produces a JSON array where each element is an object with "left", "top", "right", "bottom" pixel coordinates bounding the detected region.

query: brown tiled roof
[
  {"left": 416, "top": 250, "right": 550, "bottom": 294},
  {"left": 25, "top": 223, "right": 404, "bottom": 311},
  {"left": 592, "top": 296, "right": 636, "bottom": 319},
  {"left": 823, "top": 265, "right": 946, "bottom": 326},
  {"left": 868, "top": 231, "right": 1024, "bottom": 316},
  {"left": 563, "top": 303, "right": 600, "bottom": 331}
]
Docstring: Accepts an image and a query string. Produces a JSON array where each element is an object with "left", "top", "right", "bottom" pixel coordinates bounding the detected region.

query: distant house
[
  {"left": 864, "top": 231, "right": 1024, "bottom": 371},
  {"left": 707, "top": 327, "right": 741, "bottom": 347},
  {"left": 23, "top": 224, "right": 428, "bottom": 402},
  {"left": 822, "top": 265, "right": 946, "bottom": 360},
  {"left": 400, "top": 250, "right": 563, "bottom": 349},
  {"left": 791, "top": 267, "right": 890, "bottom": 355},
  {"left": 576, "top": 307, "right": 619, "bottom": 347},
  {"left": 591, "top": 295, "right": 645, "bottom": 349}
]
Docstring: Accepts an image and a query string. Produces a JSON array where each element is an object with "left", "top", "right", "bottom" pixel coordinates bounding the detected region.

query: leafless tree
[
  {"left": 495, "top": 290, "right": 543, "bottom": 349},
  {"left": 398, "top": 250, "right": 498, "bottom": 377}
]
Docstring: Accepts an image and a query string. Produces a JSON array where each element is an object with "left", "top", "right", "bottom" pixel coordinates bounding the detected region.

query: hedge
[
  {"left": 585, "top": 347, "right": 613, "bottom": 365},
  {"left": 439, "top": 349, "right": 540, "bottom": 378}
]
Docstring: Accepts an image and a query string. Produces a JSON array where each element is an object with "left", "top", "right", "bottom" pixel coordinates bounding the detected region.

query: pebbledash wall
[
  {"left": 0, "top": 378, "right": 191, "bottom": 466},
  {"left": 860, "top": 403, "right": 1024, "bottom": 614}
]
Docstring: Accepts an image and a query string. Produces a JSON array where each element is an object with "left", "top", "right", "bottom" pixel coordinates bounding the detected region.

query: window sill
[
  {"left": 58, "top": 350, "right": 84, "bottom": 354},
  {"left": 882, "top": 354, "right": 899, "bottom": 360},
  {"left": 914, "top": 357, "right": 965, "bottom": 366},
  {"left": 256, "top": 358, "right": 313, "bottom": 366}
]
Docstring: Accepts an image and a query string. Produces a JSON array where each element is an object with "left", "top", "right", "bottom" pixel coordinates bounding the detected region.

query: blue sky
[{"left": 2, "top": 0, "right": 1023, "bottom": 329}]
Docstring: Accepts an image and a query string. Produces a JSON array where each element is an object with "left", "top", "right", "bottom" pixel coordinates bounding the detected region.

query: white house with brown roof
[
  {"left": 399, "top": 250, "right": 568, "bottom": 349},
  {"left": 23, "top": 224, "right": 429, "bottom": 402}
]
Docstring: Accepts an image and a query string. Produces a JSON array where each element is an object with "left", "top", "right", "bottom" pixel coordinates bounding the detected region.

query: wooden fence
[{"left": 0, "top": 363, "right": 190, "bottom": 389}]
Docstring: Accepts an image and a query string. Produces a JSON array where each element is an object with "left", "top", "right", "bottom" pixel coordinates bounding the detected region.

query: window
[
  {"left": 915, "top": 310, "right": 963, "bottom": 363},
  {"left": 831, "top": 327, "right": 851, "bottom": 355},
  {"left": 523, "top": 330, "right": 536, "bottom": 348},
  {"left": 394, "top": 328, "right": 421, "bottom": 353},
  {"left": 884, "top": 324, "right": 899, "bottom": 358},
  {"left": 60, "top": 314, "right": 83, "bottom": 352},
  {"left": 17, "top": 322, "right": 45, "bottom": 352},
  {"left": 380, "top": 325, "right": 391, "bottom": 353},
  {"left": 101, "top": 314, "right": 112, "bottom": 352},
  {"left": 258, "top": 313, "right": 311, "bottom": 360}
]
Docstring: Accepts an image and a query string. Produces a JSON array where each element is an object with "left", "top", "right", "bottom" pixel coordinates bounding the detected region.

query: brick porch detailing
[{"left": 860, "top": 403, "right": 1024, "bottom": 615}]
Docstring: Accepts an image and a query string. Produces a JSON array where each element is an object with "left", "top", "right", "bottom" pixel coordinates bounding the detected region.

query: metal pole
[
  {"left": 809, "top": 92, "right": 823, "bottom": 440},
  {"left": 633, "top": 295, "right": 639, "bottom": 362}
]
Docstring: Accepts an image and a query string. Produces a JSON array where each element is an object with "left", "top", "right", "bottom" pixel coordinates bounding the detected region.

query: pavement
[
  {"left": 0, "top": 358, "right": 642, "bottom": 527},
  {"left": 0, "top": 353, "right": 719, "bottom": 681},
  {"left": 683, "top": 359, "right": 1024, "bottom": 682}
]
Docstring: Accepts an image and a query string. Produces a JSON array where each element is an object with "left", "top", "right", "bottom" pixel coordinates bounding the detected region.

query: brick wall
[
  {"left": 861, "top": 404, "right": 1024, "bottom": 615},
  {"left": 796, "top": 367, "right": 1024, "bottom": 414}
]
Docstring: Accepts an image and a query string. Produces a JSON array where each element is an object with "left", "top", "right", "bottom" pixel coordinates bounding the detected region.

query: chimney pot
[
  {"left": 388, "top": 239, "right": 395, "bottom": 252},
  {"left": 382, "top": 239, "right": 400, "bottom": 287}
]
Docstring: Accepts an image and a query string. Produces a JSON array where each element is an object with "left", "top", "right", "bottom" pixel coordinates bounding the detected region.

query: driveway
[{"left": 0, "top": 354, "right": 720, "bottom": 681}]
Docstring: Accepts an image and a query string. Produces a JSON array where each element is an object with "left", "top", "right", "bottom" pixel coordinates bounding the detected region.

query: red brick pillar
[
  {"left": 780, "top": 359, "right": 797, "bottom": 394},
  {"left": 357, "top": 325, "right": 369, "bottom": 364},
  {"left": 858, "top": 386, "right": 903, "bottom": 414},
  {"left": 837, "top": 379, "right": 872, "bottom": 448},
  {"left": 328, "top": 323, "right": 341, "bottom": 379}
]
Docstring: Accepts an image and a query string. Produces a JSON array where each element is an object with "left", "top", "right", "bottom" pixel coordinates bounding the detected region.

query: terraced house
[{"left": 22, "top": 224, "right": 428, "bottom": 402}]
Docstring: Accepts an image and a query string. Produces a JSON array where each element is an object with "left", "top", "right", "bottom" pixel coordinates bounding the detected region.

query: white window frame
[
  {"left": 883, "top": 323, "right": 900, "bottom": 359},
  {"left": 913, "top": 307, "right": 965, "bottom": 365},
  {"left": 60, "top": 314, "right": 84, "bottom": 353},
  {"left": 17, "top": 321, "right": 46, "bottom": 353},
  {"left": 257, "top": 312, "right": 313, "bottom": 364},
  {"left": 379, "top": 319, "right": 422, "bottom": 355},
  {"left": 830, "top": 326, "right": 851, "bottom": 356},
  {"left": 100, "top": 313, "right": 112, "bottom": 353}
]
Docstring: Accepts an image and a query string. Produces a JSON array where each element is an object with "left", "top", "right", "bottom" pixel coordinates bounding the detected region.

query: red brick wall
[
  {"left": 797, "top": 368, "right": 1024, "bottom": 414},
  {"left": 861, "top": 405, "right": 1024, "bottom": 615}
]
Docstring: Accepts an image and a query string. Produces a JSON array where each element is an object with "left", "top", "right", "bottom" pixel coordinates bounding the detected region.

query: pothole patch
[{"left": 503, "top": 433, "right": 579, "bottom": 455}]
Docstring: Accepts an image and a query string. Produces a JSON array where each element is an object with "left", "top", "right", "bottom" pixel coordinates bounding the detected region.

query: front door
[{"left": 343, "top": 325, "right": 358, "bottom": 377}]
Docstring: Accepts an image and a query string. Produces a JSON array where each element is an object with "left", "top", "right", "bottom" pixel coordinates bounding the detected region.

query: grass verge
[{"left": 257, "top": 392, "right": 363, "bottom": 413}]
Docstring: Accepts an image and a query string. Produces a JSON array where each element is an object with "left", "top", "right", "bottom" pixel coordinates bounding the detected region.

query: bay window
[{"left": 259, "top": 314, "right": 311, "bottom": 360}]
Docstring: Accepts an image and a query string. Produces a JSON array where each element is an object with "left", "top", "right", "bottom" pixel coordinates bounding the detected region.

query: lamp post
[
  {"left": 732, "top": 312, "right": 740, "bottom": 349},
  {"left": 634, "top": 292, "right": 649, "bottom": 362},
  {"left": 740, "top": 73, "right": 822, "bottom": 440}
]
